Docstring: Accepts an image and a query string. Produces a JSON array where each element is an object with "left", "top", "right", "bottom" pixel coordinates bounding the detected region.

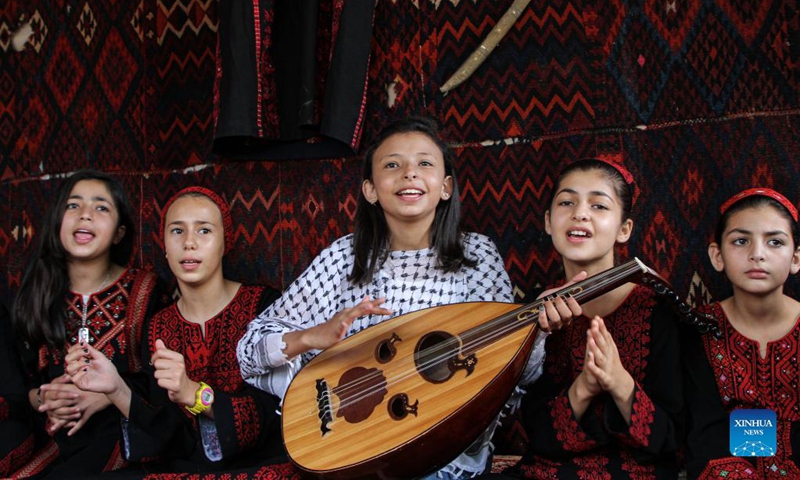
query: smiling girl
[
  {"left": 236, "top": 116, "right": 570, "bottom": 478},
  {"left": 11, "top": 170, "right": 166, "bottom": 477},
  {"left": 682, "top": 188, "right": 800, "bottom": 478}
]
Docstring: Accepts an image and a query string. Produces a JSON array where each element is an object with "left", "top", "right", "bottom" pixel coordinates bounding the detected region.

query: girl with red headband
[
  {"left": 682, "top": 188, "right": 800, "bottom": 478},
  {"left": 501, "top": 158, "right": 684, "bottom": 479},
  {"left": 65, "top": 187, "right": 293, "bottom": 476}
]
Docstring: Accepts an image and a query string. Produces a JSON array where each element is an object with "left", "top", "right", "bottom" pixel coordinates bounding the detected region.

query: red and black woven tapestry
[{"left": 2, "top": 0, "right": 799, "bottom": 354}]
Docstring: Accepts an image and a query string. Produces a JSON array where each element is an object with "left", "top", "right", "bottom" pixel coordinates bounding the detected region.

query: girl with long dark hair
[
  {"left": 237, "top": 116, "right": 560, "bottom": 478},
  {"left": 12, "top": 170, "right": 166, "bottom": 477}
]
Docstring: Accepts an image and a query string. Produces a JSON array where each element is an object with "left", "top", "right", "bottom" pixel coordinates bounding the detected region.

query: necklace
[{"left": 77, "top": 269, "right": 113, "bottom": 344}]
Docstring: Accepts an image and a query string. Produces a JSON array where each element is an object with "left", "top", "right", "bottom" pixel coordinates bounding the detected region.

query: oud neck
[
  {"left": 462, "top": 258, "right": 719, "bottom": 357},
  {"left": 459, "top": 258, "right": 651, "bottom": 356},
  {"left": 518, "top": 258, "right": 649, "bottom": 326},
  {"left": 554, "top": 258, "right": 648, "bottom": 306}
]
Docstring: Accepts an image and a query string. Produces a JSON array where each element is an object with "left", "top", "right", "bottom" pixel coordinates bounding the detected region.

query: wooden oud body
[{"left": 281, "top": 301, "right": 534, "bottom": 479}]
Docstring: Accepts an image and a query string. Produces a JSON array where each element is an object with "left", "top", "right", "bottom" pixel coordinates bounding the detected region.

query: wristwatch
[{"left": 185, "top": 382, "right": 214, "bottom": 415}]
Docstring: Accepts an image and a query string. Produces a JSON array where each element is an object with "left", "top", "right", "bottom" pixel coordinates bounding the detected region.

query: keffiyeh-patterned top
[
  {"left": 237, "top": 233, "right": 517, "bottom": 395},
  {"left": 237, "top": 232, "right": 543, "bottom": 477}
]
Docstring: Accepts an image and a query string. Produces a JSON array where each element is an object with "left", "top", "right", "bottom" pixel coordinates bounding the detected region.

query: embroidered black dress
[
  {"left": 516, "top": 286, "right": 683, "bottom": 479},
  {"left": 682, "top": 303, "right": 800, "bottom": 479},
  {"left": 15, "top": 269, "right": 167, "bottom": 478},
  {"left": 122, "top": 285, "right": 288, "bottom": 474}
]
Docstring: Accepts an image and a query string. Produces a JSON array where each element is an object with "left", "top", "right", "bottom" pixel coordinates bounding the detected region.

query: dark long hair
[
  {"left": 12, "top": 170, "right": 135, "bottom": 350},
  {"left": 349, "top": 116, "right": 475, "bottom": 284}
]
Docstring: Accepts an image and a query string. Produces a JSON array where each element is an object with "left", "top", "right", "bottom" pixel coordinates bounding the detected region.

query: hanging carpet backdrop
[{"left": 2, "top": 0, "right": 800, "bottom": 455}]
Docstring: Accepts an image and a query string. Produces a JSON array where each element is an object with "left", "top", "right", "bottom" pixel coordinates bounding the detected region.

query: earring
[
  {"left": 442, "top": 192, "right": 451, "bottom": 200},
  {"left": 369, "top": 197, "right": 378, "bottom": 205}
]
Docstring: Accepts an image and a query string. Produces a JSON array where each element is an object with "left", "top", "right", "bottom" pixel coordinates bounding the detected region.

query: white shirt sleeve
[
  {"left": 520, "top": 330, "right": 548, "bottom": 385},
  {"left": 237, "top": 236, "right": 353, "bottom": 398}
]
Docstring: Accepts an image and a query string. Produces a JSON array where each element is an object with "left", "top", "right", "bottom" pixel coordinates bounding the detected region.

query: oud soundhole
[
  {"left": 332, "top": 367, "right": 387, "bottom": 424},
  {"left": 375, "top": 333, "right": 402, "bottom": 364},
  {"left": 387, "top": 393, "right": 419, "bottom": 420},
  {"left": 415, "top": 331, "right": 458, "bottom": 383}
]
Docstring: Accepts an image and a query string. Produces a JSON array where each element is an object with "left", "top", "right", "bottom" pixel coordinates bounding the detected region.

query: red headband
[
  {"left": 570, "top": 156, "right": 638, "bottom": 205},
  {"left": 720, "top": 188, "right": 798, "bottom": 222},
  {"left": 160, "top": 187, "right": 234, "bottom": 255},
  {"left": 593, "top": 155, "right": 635, "bottom": 186}
]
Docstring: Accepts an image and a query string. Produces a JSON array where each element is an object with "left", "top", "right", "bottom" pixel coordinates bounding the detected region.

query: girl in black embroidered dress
[
  {"left": 505, "top": 159, "right": 683, "bottom": 479},
  {"left": 682, "top": 188, "right": 800, "bottom": 479},
  {"left": 66, "top": 187, "right": 291, "bottom": 476},
  {"left": 11, "top": 170, "right": 167, "bottom": 478}
]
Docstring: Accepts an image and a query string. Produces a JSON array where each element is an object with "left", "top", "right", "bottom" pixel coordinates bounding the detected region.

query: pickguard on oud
[{"left": 332, "top": 366, "right": 387, "bottom": 423}]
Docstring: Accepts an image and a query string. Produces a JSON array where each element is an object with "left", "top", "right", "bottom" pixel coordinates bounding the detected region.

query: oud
[{"left": 281, "top": 258, "right": 713, "bottom": 478}]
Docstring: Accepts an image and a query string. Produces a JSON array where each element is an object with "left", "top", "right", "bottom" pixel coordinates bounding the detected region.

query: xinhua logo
[{"left": 729, "top": 409, "right": 777, "bottom": 457}]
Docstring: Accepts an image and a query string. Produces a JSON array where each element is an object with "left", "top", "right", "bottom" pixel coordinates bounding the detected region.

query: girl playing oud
[{"left": 237, "top": 116, "right": 578, "bottom": 478}]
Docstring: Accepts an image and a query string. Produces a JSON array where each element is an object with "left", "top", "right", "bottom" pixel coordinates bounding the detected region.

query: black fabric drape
[{"left": 214, "top": 0, "right": 375, "bottom": 160}]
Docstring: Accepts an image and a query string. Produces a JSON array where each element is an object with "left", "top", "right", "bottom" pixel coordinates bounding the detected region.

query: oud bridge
[{"left": 315, "top": 379, "right": 333, "bottom": 436}]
